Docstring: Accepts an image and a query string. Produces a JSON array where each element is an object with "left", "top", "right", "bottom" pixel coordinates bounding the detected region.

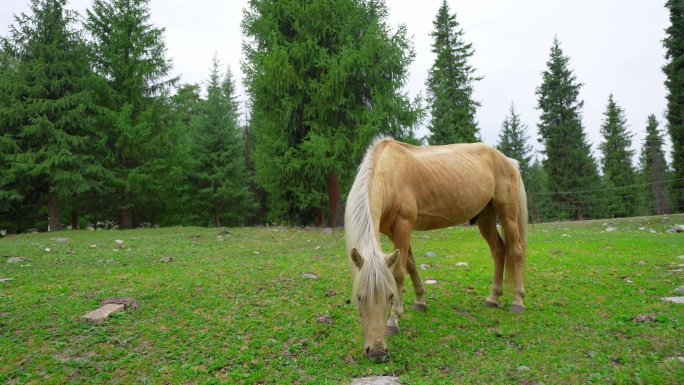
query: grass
[{"left": 1, "top": 215, "right": 684, "bottom": 384}]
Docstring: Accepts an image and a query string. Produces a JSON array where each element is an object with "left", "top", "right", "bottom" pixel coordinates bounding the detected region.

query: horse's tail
[{"left": 504, "top": 162, "right": 528, "bottom": 291}]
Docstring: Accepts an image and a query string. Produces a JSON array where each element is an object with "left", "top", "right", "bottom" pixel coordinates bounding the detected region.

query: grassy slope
[{"left": 1, "top": 215, "right": 683, "bottom": 384}]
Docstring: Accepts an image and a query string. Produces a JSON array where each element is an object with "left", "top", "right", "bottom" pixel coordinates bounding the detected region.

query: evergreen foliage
[
  {"left": 663, "top": 0, "right": 684, "bottom": 211},
  {"left": 0, "top": 0, "right": 107, "bottom": 232},
  {"left": 639, "top": 114, "right": 670, "bottom": 215},
  {"left": 85, "top": 0, "right": 184, "bottom": 228},
  {"left": 598, "top": 94, "right": 638, "bottom": 216},
  {"left": 242, "top": 0, "right": 422, "bottom": 225},
  {"left": 535, "top": 37, "right": 601, "bottom": 220},
  {"left": 495, "top": 103, "right": 533, "bottom": 184},
  {"left": 426, "top": 0, "right": 481, "bottom": 145},
  {"left": 188, "top": 56, "right": 254, "bottom": 227}
]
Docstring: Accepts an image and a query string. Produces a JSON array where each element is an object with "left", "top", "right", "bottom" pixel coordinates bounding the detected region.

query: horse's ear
[
  {"left": 350, "top": 248, "right": 364, "bottom": 270},
  {"left": 385, "top": 249, "right": 400, "bottom": 269}
]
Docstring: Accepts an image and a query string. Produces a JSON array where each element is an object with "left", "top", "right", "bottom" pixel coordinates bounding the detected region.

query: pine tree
[
  {"left": 535, "top": 37, "right": 601, "bottom": 220},
  {"left": 598, "top": 94, "right": 637, "bottom": 216},
  {"left": 495, "top": 103, "right": 533, "bottom": 184},
  {"left": 663, "top": 0, "right": 684, "bottom": 212},
  {"left": 426, "top": 0, "right": 481, "bottom": 145},
  {"left": 639, "top": 114, "right": 670, "bottom": 215},
  {"left": 189, "top": 56, "right": 254, "bottom": 227},
  {"left": 85, "top": 0, "right": 181, "bottom": 228},
  {"left": 242, "top": 0, "right": 422, "bottom": 226},
  {"left": 0, "top": 0, "right": 107, "bottom": 231}
]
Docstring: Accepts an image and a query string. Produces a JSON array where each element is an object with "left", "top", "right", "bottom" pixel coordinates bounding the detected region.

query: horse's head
[{"left": 349, "top": 247, "right": 400, "bottom": 362}]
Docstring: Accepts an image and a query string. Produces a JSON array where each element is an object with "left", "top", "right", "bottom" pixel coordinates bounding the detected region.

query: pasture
[{"left": 1, "top": 215, "right": 684, "bottom": 384}]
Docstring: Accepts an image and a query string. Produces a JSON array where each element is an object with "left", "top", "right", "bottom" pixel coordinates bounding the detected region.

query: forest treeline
[{"left": 0, "top": 0, "right": 681, "bottom": 233}]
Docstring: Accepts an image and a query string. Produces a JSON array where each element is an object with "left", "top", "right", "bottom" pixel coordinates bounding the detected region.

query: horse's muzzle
[{"left": 365, "top": 346, "right": 389, "bottom": 362}]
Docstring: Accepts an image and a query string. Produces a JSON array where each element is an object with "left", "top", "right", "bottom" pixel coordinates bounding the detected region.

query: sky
[{"left": 1, "top": 0, "right": 672, "bottom": 163}]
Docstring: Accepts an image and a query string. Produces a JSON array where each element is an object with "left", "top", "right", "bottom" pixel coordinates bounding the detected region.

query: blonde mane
[{"left": 345, "top": 137, "right": 398, "bottom": 306}]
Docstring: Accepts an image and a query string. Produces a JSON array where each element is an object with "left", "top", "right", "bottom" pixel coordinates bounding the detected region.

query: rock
[
  {"left": 7, "top": 257, "right": 27, "bottom": 263},
  {"left": 0, "top": 278, "right": 14, "bottom": 283},
  {"left": 650, "top": 229, "right": 657, "bottom": 233},
  {"left": 605, "top": 227, "right": 618, "bottom": 232},
  {"left": 517, "top": 366, "right": 530, "bottom": 371},
  {"left": 349, "top": 376, "right": 401, "bottom": 385},
  {"left": 668, "top": 269, "right": 683, "bottom": 273},
  {"left": 637, "top": 261, "right": 647, "bottom": 265},
  {"left": 666, "top": 229, "right": 677, "bottom": 234},
  {"left": 115, "top": 240, "right": 125, "bottom": 248},
  {"left": 316, "top": 314, "right": 333, "bottom": 324},
  {"left": 661, "top": 297, "right": 684, "bottom": 304},
  {"left": 632, "top": 314, "right": 657, "bottom": 323},
  {"left": 321, "top": 228, "right": 333, "bottom": 234},
  {"left": 53, "top": 238, "right": 68, "bottom": 242},
  {"left": 425, "top": 279, "right": 438, "bottom": 284},
  {"left": 302, "top": 273, "right": 318, "bottom": 279},
  {"left": 89, "top": 245, "right": 98, "bottom": 249},
  {"left": 455, "top": 262, "right": 468, "bottom": 266},
  {"left": 638, "top": 227, "right": 646, "bottom": 231},
  {"left": 45, "top": 248, "right": 52, "bottom": 253},
  {"left": 100, "top": 296, "right": 139, "bottom": 310},
  {"left": 81, "top": 303, "right": 125, "bottom": 325},
  {"left": 674, "top": 224, "right": 684, "bottom": 232},
  {"left": 159, "top": 256, "right": 172, "bottom": 263},
  {"left": 425, "top": 252, "right": 437, "bottom": 257},
  {"left": 418, "top": 264, "right": 431, "bottom": 270},
  {"left": 674, "top": 285, "right": 684, "bottom": 294}
]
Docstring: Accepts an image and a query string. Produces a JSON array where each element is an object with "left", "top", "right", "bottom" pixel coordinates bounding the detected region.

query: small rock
[
  {"left": 321, "top": 228, "right": 333, "bottom": 234},
  {"left": 674, "top": 224, "right": 684, "bottom": 232},
  {"left": 517, "top": 366, "right": 530, "bottom": 371},
  {"left": 455, "top": 262, "right": 468, "bottom": 266},
  {"left": 315, "top": 245, "right": 322, "bottom": 250},
  {"left": 637, "top": 261, "right": 647, "bottom": 265},
  {"left": 101, "top": 296, "right": 139, "bottom": 310},
  {"left": 668, "top": 269, "right": 683, "bottom": 273},
  {"left": 7, "top": 257, "right": 27, "bottom": 263},
  {"left": 562, "top": 234, "right": 571, "bottom": 237},
  {"left": 661, "top": 296, "right": 684, "bottom": 304},
  {"left": 425, "top": 279, "right": 438, "bottom": 284},
  {"left": 349, "top": 376, "right": 401, "bottom": 385},
  {"left": 81, "top": 303, "right": 125, "bottom": 325},
  {"left": 0, "top": 278, "right": 14, "bottom": 283},
  {"left": 159, "top": 256, "right": 172, "bottom": 263},
  {"left": 666, "top": 229, "right": 677, "bottom": 234},
  {"left": 605, "top": 227, "right": 618, "bottom": 232},
  {"left": 45, "top": 248, "right": 52, "bottom": 253},
  {"left": 650, "top": 229, "right": 657, "bottom": 233},
  {"left": 302, "top": 273, "right": 318, "bottom": 279},
  {"left": 90, "top": 245, "right": 98, "bottom": 249},
  {"left": 632, "top": 314, "right": 657, "bottom": 323},
  {"left": 115, "top": 240, "right": 125, "bottom": 248},
  {"left": 674, "top": 285, "right": 684, "bottom": 294},
  {"left": 425, "top": 252, "right": 437, "bottom": 257},
  {"left": 418, "top": 264, "right": 431, "bottom": 270},
  {"left": 638, "top": 227, "right": 646, "bottom": 231},
  {"left": 678, "top": 255, "right": 684, "bottom": 259},
  {"left": 53, "top": 238, "right": 68, "bottom": 242},
  {"left": 316, "top": 314, "right": 333, "bottom": 324}
]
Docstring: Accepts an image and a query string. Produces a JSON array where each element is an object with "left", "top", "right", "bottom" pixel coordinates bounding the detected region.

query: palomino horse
[{"left": 345, "top": 137, "right": 528, "bottom": 362}]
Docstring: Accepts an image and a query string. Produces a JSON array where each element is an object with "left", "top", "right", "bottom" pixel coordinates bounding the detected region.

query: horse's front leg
[
  {"left": 406, "top": 246, "right": 427, "bottom": 312},
  {"left": 386, "top": 221, "right": 412, "bottom": 336}
]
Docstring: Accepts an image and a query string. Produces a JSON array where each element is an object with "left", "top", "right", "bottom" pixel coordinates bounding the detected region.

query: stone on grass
[
  {"left": 674, "top": 285, "right": 684, "bottom": 294},
  {"left": 349, "top": 376, "right": 401, "bottom": 385},
  {"left": 418, "top": 264, "right": 431, "bottom": 270},
  {"left": 661, "top": 296, "right": 684, "bottom": 304},
  {"left": 159, "top": 256, "right": 172, "bottom": 263},
  {"left": 302, "top": 273, "right": 318, "bottom": 279},
  {"left": 81, "top": 303, "right": 124, "bottom": 325},
  {"left": 101, "top": 296, "right": 138, "bottom": 310},
  {"left": 53, "top": 238, "right": 68, "bottom": 242},
  {"left": 674, "top": 224, "right": 684, "bottom": 232},
  {"left": 517, "top": 365, "right": 530, "bottom": 371},
  {"left": 666, "top": 229, "right": 677, "bottom": 234},
  {"left": 0, "top": 278, "right": 14, "bottom": 282},
  {"left": 632, "top": 314, "right": 657, "bottom": 323},
  {"left": 605, "top": 227, "right": 618, "bottom": 232},
  {"left": 321, "top": 228, "right": 333, "bottom": 235},
  {"left": 638, "top": 227, "right": 646, "bottom": 231},
  {"left": 425, "top": 252, "right": 437, "bottom": 257},
  {"left": 7, "top": 257, "right": 27, "bottom": 263},
  {"left": 425, "top": 279, "right": 438, "bottom": 284},
  {"left": 637, "top": 261, "right": 647, "bottom": 265},
  {"left": 455, "top": 262, "right": 468, "bottom": 266}
]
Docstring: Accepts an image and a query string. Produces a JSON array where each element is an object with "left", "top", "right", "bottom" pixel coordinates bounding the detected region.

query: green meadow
[{"left": 1, "top": 215, "right": 684, "bottom": 384}]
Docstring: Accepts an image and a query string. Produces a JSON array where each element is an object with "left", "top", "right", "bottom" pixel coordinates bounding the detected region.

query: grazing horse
[{"left": 345, "top": 137, "right": 528, "bottom": 362}]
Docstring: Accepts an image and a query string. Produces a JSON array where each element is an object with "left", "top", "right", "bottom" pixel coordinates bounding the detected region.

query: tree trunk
[
  {"left": 48, "top": 191, "right": 62, "bottom": 231},
  {"left": 575, "top": 205, "right": 583, "bottom": 221},
  {"left": 327, "top": 172, "right": 344, "bottom": 227},
  {"left": 71, "top": 210, "right": 78, "bottom": 230},
  {"left": 214, "top": 204, "right": 221, "bottom": 228},
  {"left": 315, "top": 208, "right": 325, "bottom": 227},
  {"left": 121, "top": 207, "right": 133, "bottom": 229}
]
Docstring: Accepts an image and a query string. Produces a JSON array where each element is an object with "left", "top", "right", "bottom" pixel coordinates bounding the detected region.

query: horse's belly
[{"left": 413, "top": 208, "right": 478, "bottom": 231}]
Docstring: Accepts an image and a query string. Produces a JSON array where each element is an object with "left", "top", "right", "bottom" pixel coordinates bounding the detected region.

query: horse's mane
[{"left": 345, "top": 137, "right": 398, "bottom": 305}]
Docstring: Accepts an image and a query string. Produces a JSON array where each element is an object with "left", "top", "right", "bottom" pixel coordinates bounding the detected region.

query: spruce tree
[
  {"left": 495, "top": 103, "right": 533, "bottom": 184},
  {"left": 598, "top": 94, "right": 637, "bottom": 216},
  {"left": 0, "top": 0, "right": 106, "bottom": 231},
  {"left": 535, "top": 37, "right": 601, "bottom": 220},
  {"left": 85, "top": 0, "right": 181, "bottom": 228},
  {"left": 663, "top": 0, "right": 684, "bottom": 212},
  {"left": 426, "top": 0, "right": 481, "bottom": 145},
  {"left": 242, "top": 0, "right": 422, "bottom": 225},
  {"left": 639, "top": 115, "right": 670, "bottom": 215},
  {"left": 189, "top": 56, "right": 254, "bottom": 227}
]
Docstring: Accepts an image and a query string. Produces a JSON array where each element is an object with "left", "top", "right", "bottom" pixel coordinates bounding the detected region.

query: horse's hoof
[
  {"left": 411, "top": 303, "right": 428, "bottom": 312},
  {"left": 483, "top": 300, "right": 499, "bottom": 308},
  {"left": 509, "top": 304, "right": 525, "bottom": 314},
  {"left": 386, "top": 325, "right": 400, "bottom": 336}
]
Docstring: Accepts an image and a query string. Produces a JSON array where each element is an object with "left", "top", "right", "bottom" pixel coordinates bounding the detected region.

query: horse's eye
[
  {"left": 357, "top": 295, "right": 363, "bottom": 303},
  {"left": 389, "top": 294, "right": 394, "bottom": 302}
]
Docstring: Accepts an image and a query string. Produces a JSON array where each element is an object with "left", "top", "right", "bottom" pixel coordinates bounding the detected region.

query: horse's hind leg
[
  {"left": 476, "top": 205, "right": 506, "bottom": 308},
  {"left": 406, "top": 246, "right": 427, "bottom": 312}
]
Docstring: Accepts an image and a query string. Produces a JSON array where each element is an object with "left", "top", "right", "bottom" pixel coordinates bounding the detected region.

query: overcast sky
[{"left": 1, "top": 0, "right": 671, "bottom": 162}]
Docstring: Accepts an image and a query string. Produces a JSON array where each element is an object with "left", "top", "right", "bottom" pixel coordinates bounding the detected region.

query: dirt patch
[
  {"left": 101, "top": 296, "right": 139, "bottom": 310},
  {"left": 632, "top": 314, "right": 658, "bottom": 323}
]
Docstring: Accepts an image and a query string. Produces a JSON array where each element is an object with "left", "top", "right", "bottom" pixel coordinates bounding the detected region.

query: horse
[{"left": 344, "top": 137, "right": 528, "bottom": 362}]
